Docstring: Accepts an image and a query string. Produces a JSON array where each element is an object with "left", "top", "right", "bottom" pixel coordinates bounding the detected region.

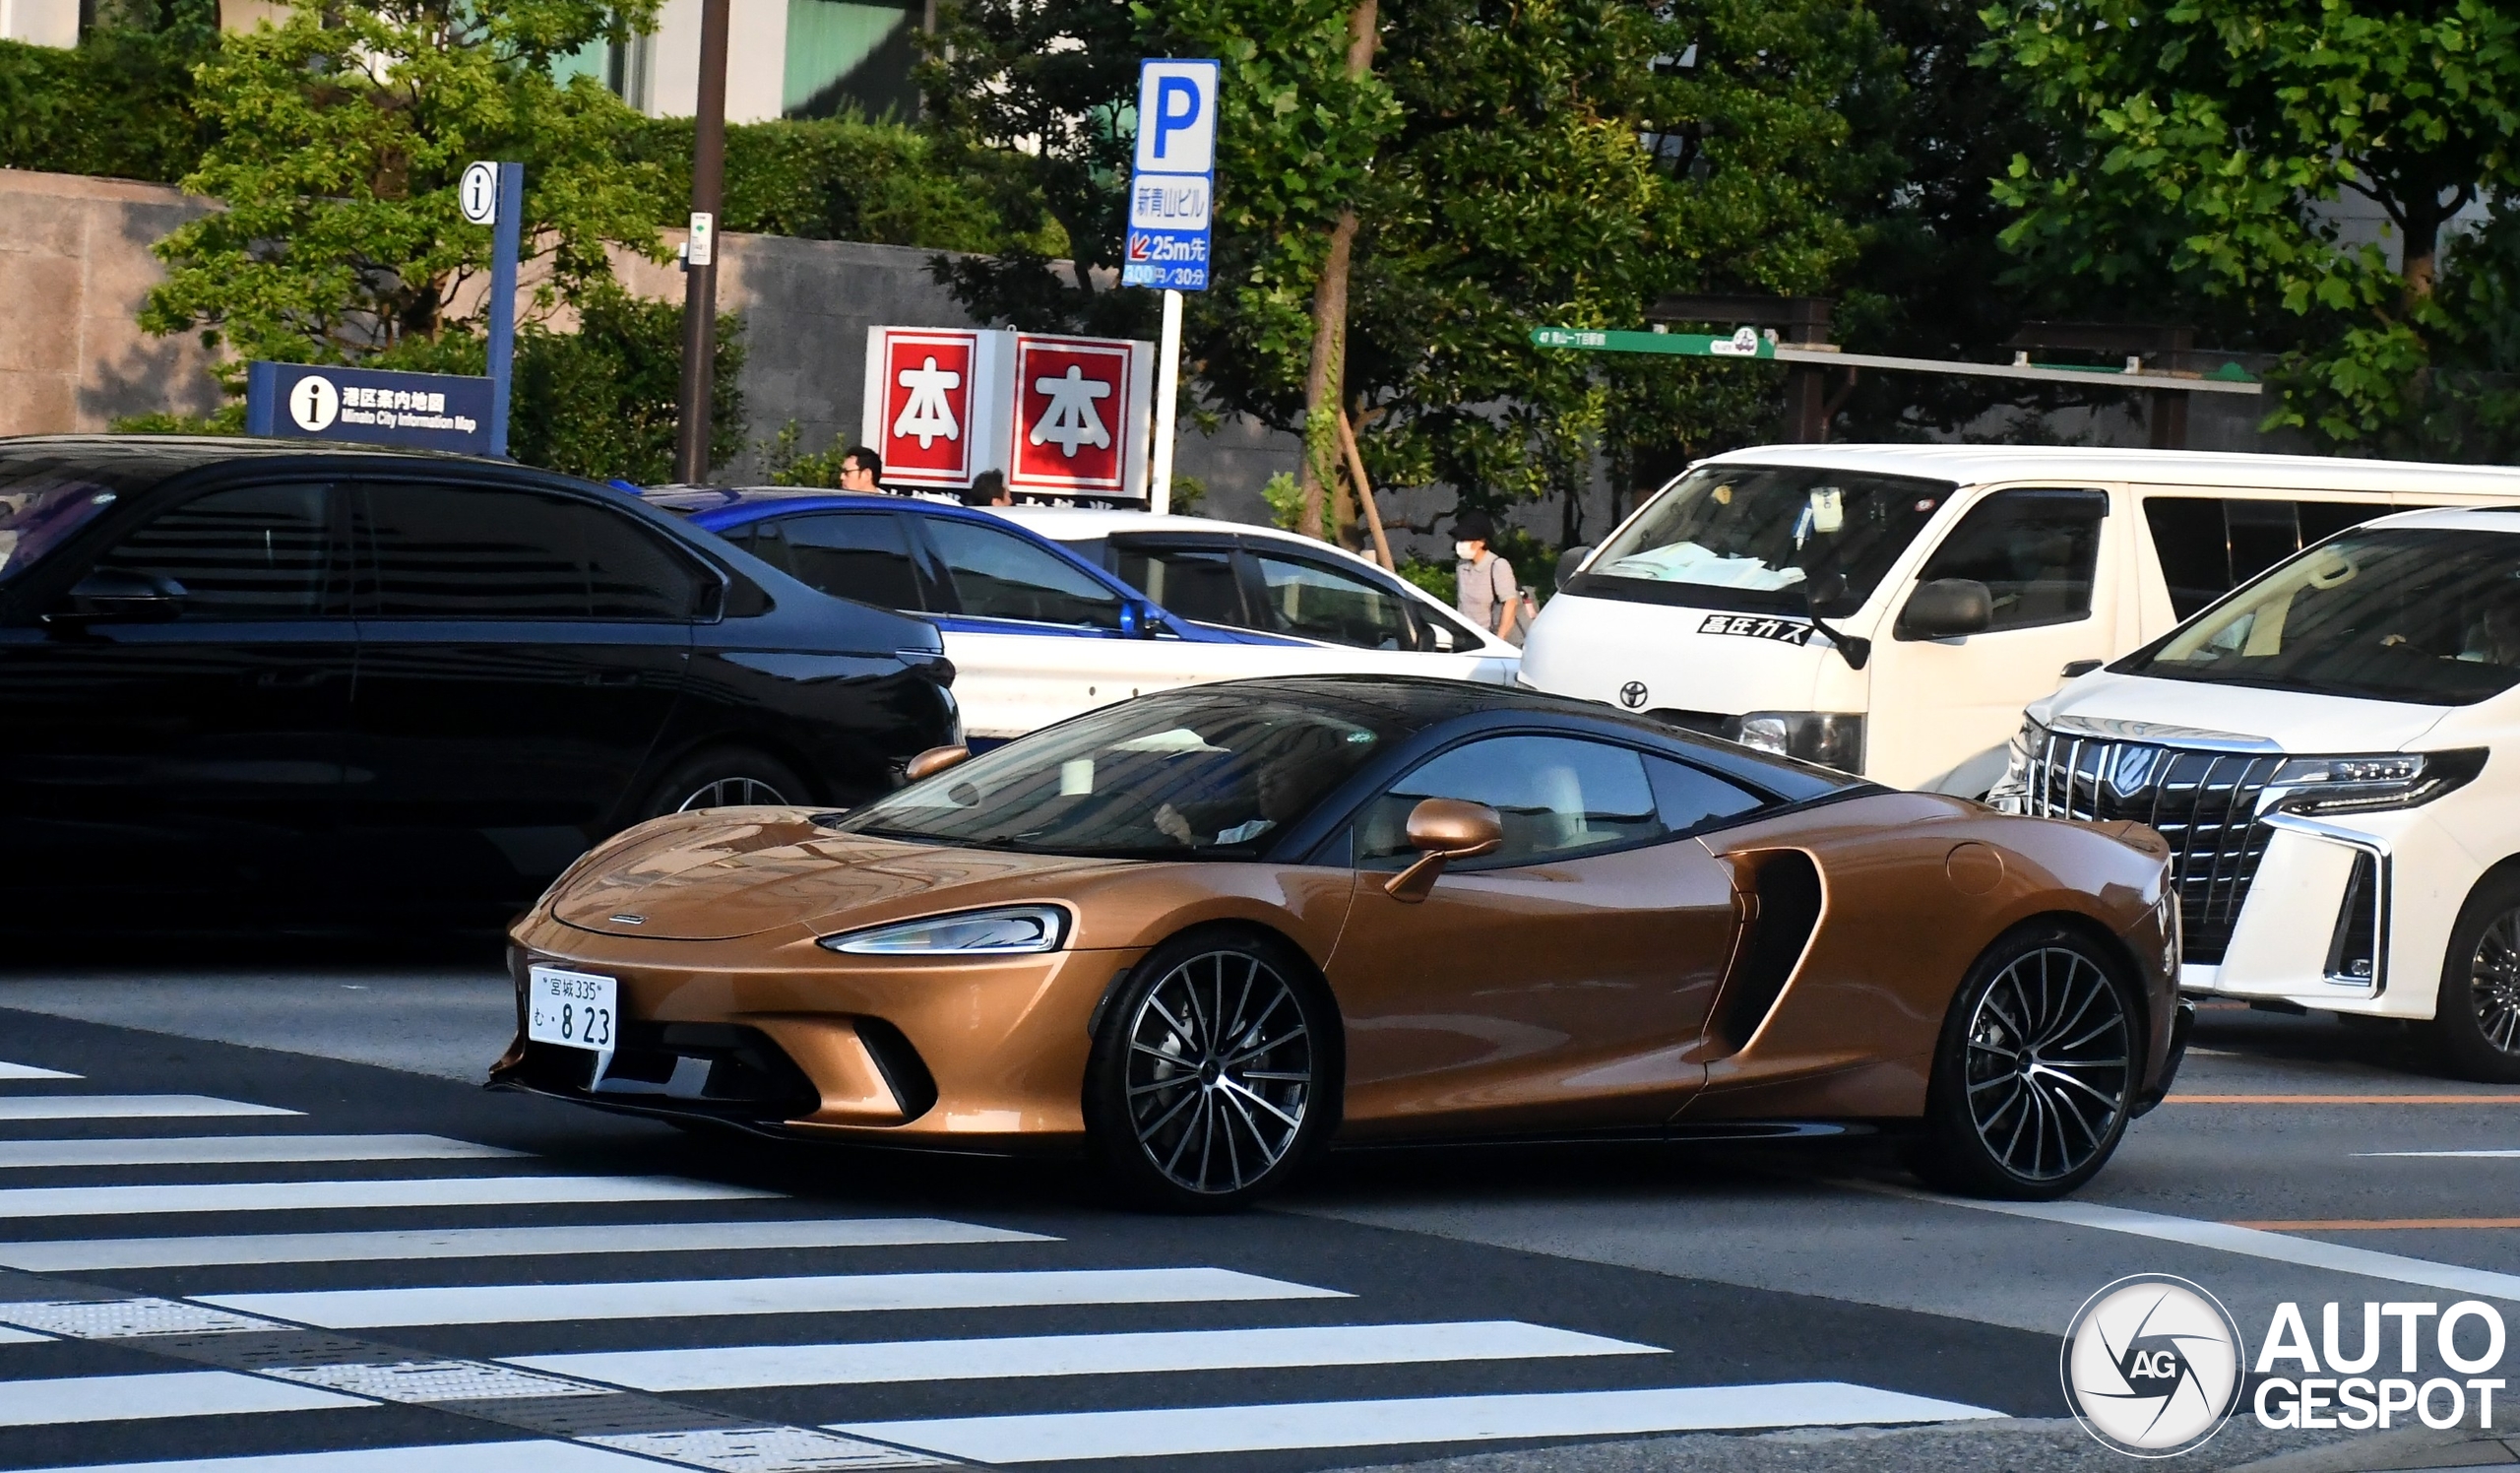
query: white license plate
[{"left": 527, "top": 966, "right": 618, "bottom": 1053}]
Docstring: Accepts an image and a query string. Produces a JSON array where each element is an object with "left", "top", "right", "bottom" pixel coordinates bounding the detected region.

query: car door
[
  {"left": 1103, "top": 535, "right": 1251, "bottom": 629},
  {"left": 1324, "top": 732, "right": 1757, "bottom": 1137},
  {"left": 1864, "top": 486, "right": 2114, "bottom": 793},
  {"left": 906, "top": 513, "right": 1151, "bottom": 740},
  {"left": 729, "top": 510, "right": 933, "bottom": 615},
  {"left": 345, "top": 477, "right": 701, "bottom": 900},
  {"left": 0, "top": 479, "right": 355, "bottom": 907}
]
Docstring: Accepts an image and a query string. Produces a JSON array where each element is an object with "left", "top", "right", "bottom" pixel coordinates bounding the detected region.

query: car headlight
[
  {"left": 2267, "top": 748, "right": 2487, "bottom": 817},
  {"left": 818, "top": 905, "right": 1069, "bottom": 955},
  {"left": 1722, "top": 712, "right": 1865, "bottom": 774},
  {"left": 1986, "top": 718, "right": 2048, "bottom": 813}
]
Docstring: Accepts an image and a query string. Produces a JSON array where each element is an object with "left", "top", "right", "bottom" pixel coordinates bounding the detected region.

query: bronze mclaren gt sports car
[{"left": 494, "top": 676, "right": 2187, "bottom": 1209}]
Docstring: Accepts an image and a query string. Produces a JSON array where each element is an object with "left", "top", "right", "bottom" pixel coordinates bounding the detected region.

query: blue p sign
[{"left": 1133, "top": 60, "right": 1220, "bottom": 175}]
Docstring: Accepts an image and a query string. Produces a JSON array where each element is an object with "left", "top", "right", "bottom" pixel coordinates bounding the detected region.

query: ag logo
[
  {"left": 1618, "top": 680, "right": 1649, "bottom": 710},
  {"left": 2061, "top": 1274, "right": 2245, "bottom": 1457},
  {"left": 287, "top": 374, "right": 340, "bottom": 432}
]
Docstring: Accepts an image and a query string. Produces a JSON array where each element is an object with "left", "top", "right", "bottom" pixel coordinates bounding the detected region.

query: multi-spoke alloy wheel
[
  {"left": 1916, "top": 928, "right": 2138, "bottom": 1199},
  {"left": 676, "top": 776, "right": 790, "bottom": 811},
  {"left": 1085, "top": 933, "right": 1335, "bottom": 1210},
  {"left": 2433, "top": 880, "right": 2520, "bottom": 1085}
]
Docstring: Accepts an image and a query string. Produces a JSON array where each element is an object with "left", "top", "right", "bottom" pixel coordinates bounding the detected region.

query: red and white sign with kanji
[{"left": 861, "top": 327, "right": 1151, "bottom": 498}]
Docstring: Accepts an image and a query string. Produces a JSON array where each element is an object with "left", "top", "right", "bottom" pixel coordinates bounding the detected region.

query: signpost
[
  {"left": 464, "top": 160, "right": 524, "bottom": 458},
  {"left": 1122, "top": 58, "right": 1219, "bottom": 515},
  {"left": 1528, "top": 325, "right": 2265, "bottom": 395}
]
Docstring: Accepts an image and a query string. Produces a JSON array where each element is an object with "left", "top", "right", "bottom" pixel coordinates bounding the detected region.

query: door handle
[
  {"left": 253, "top": 670, "right": 333, "bottom": 689},
  {"left": 583, "top": 671, "right": 643, "bottom": 687}
]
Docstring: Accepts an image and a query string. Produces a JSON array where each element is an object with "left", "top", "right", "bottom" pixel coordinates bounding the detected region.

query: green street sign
[{"left": 1529, "top": 326, "right": 1774, "bottom": 359}]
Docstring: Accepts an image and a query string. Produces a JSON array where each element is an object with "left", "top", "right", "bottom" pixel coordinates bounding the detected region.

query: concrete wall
[{"left": 0, "top": 169, "right": 224, "bottom": 437}]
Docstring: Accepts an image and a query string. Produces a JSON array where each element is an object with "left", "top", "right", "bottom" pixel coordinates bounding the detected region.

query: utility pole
[{"left": 672, "top": 0, "right": 731, "bottom": 484}]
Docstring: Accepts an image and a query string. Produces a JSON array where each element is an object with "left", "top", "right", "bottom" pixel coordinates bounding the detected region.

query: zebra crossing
[{"left": 0, "top": 1055, "right": 2009, "bottom": 1471}]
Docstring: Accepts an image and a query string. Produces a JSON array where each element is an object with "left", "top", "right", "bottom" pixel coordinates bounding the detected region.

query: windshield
[
  {"left": 1572, "top": 464, "right": 1955, "bottom": 615},
  {"left": 2124, "top": 527, "right": 2520, "bottom": 706},
  {"left": 829, "top": 689, "right": 1405, "bottom": 858},
  {"left": 0, "top": 470, "right": 127, "bottom": 583}
]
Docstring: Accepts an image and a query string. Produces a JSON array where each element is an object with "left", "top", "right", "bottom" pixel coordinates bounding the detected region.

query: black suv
[{"left": 0, "top": 438, "right": 958, "bottom": 925}]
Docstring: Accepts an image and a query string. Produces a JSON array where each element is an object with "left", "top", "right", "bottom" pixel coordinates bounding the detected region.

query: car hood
[
  {"left": 2032, "top": 672, "right": 2453, "bottom": 755},
  {"left": 548, "top": 810, "right": 1125, "bottom": 941}
]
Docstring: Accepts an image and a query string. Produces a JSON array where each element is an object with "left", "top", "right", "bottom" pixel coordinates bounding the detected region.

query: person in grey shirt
[{"left": 1452, "top": 510, "right": 1518, "bottom": 640}]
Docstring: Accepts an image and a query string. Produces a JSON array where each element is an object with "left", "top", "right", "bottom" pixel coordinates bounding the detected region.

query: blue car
[{"left": 648, "top": 487, "right": 1354, "bottom": 743}]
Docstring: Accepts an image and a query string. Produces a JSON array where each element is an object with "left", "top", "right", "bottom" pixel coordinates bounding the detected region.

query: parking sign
[{"left": 1123, "top": 59, "right": 1219, "bottom": 292}]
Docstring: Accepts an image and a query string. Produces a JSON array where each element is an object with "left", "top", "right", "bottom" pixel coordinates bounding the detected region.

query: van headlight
[
  {"left": 1987, "top": 718, "right": 2048, "bottom": 813},
  {"left": 819, "top": 905, "right": 1069, "bottom": 955},
  {"left": 1721, "top": 712, "right": 1865, "bottom": 774},
  {"left": 2268, "top": 749, "right": 2487, "bottom": 816}
]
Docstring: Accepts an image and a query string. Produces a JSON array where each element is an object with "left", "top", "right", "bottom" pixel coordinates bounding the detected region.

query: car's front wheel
[
  {"left": 1912, "top": 924, "right": 2138, "bottom": 1199},
  {"left": 1083, "top": 929, "right": 1338, "bottom": 1212},
  {"left": 640, "top": 747, "right": 808, "bottom": 820},
  {"left": 2430, "top": 872, "right": 2520, "bottom": 1084}
]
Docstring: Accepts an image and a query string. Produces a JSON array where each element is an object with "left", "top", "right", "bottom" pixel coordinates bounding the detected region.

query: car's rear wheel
[
  {"left": 641, "top": 748, "right": 808, "bottom": 820},
  {"left": 1083, "top": 930, "right": 1337, "bottom": 1212},
  {"left": 2429, "top": 872, "right": 2520, "bottom": 1084},
  {"left": 1913, "top": 924, "right": 2137, "bottom": 1199}
]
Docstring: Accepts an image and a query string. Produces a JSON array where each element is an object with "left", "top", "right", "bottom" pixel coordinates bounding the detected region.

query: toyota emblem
[{"left": 1618, "top": 680, "right": 1649, "bottom": 710}]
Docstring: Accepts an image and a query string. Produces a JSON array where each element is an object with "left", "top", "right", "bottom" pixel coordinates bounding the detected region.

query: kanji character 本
[
  {"left": 1029, "top": 365, "right": 1112, "bottom": 457},
  {"left": 893, "top": 355, "right": 963, "bottom": 448}
]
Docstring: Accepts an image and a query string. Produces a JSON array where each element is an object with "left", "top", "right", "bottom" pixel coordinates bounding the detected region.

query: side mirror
[
  {"left": 1384, "top": 798, "right": 1503, "bottom": 903},
  {"left": 1897, "top": 578, "right": 1993, "bottom": 641},
  {"left": 1116, "top": 600, "right": 1163, "bottom": 639},
  {"left": 904, "top": 745, "right": 971, "bottom": 783},
  {"left": 1555, "top": 544, "right": 1594, "bottom": 591},
  {"left": 47, "top": 569, "right": 184, "bottom": 627}
]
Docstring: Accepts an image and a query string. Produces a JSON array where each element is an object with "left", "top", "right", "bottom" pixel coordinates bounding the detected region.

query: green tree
[
  {"left": 141, "top": 0, "right": 670, "bottom": 391},
  {"left": 1982, "top": 0, "right": 2520, "bottom": 449},
  {"left": 0, "top": 0, "right": 217, "bottom": 184}
]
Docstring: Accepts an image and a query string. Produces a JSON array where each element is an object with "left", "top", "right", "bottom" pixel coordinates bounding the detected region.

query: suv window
[
  {"left": 2142, "top": 495, "right": 2392, "bottom": 619},
  {"left": 361, "top": 481, "right": 703, "bottom": 620},
  {"left": 751, "top": 512, "right": 924, "bottom": 611},
  {"left": 1111, "top": 542, "right": 1246, "bottom": 625},
  {"left": 1251, "top": 550, "right": 1418, "bottom": 650},
  {"left": 1357, "top": 735, "right": 1667, "bottom": 869},
  {"left": 1918, "top": 488, "right": 2107, "bottom": 632},
  {"left": 92, "top": 482, "right": 334, "bottom": 620},
  {"left": 923, "top": 517, "right": 1124, "bottom": 629}
]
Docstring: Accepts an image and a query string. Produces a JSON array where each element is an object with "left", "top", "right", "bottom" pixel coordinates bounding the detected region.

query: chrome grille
[{"left": 2023, "top": 731, "right": 2285, "bottom": 965}]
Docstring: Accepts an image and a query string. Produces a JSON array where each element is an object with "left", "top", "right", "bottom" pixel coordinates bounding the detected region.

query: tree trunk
[
  {"left": 1293, "top": 0, "right": 1379, "bottom": 541},
  {"left": 2405, "top": 198, "right": 2443, "bottom": 302}
]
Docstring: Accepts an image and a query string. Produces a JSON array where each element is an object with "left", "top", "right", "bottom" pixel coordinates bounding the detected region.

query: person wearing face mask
[{"left": 1451, "top": 510, "right": 1518, "bottom": 641}]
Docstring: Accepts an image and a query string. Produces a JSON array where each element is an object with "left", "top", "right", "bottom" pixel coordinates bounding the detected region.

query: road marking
[
  {"left": 262, "top": 1361, "right": 612, "bottom": 1403},
  {"left": 836, "top": 1382, "right": 2003, "bottom": 1462},
  {"left": 0, "top": 1175, "right": 774, "bottom": 1220},
  {"left": 0, "top": 1062, "right": 79, "bottom": 1080},
  {"left": 34, "top": 1442, "right": 668, "bottom": 1472},
  {"left": 0, "top": 1134, "right": 523, "bottom": 1170},
  {"left": 206, "top": 1267, "right": 1348, "bottom": 1328},
  {"left": 0, "top": 1370, "right": 365, "bottom": 1426},
  {"left": 2231, "top": 1218, "right": 2520, "bottom": 1231},
  {"left": 0, "top": 1326, "right": 43, "bottom": 1343},
  {"left": 0, "top": 1095, "right": 296, "bottom": 1121},
  {"left": 0, "top": 1217, "right": 1047, "bottom": 1271},
  {"left": 586, "top": 1428, "right": 941, "bottom": 1469},
  {"left": 2170, "top": 1094, "right": 2520, "bottom": 1104},
  {"left": 2359, "top": 1149, "right": 2520, "bottom": 1158},
  {"left": 1871, "top": 1185, "right": 2520, "bottom": 1301},
  {"left": 515, "top": 1320, "right": 1663, "bottom": 1391}
]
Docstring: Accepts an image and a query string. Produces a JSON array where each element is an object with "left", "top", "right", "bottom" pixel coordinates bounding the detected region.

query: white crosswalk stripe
[
  {"left": 0, "top": 1174, "right": 774, "bottom": 1220},
  {"left": 37, "top": 1442, "right": 667, "bottom": 1471},
  {"left": 0, "top": 1096, "right": 295, "bottom": 1121},
  {"left": 0, "top": 1217, "right": 1049, "bottom": 1271},
  {"left": 0, "top": 1064, "right": 79, "bottom": 1082},
  {"left": 0, "top": 1135, "right": 522, "bottom": 1170},
  {"left": 0, "top": 1371, "right": 366, "bottom": 1426}
]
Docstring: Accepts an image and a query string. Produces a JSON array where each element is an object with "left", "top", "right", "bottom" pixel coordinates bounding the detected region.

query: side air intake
[{"left": 1717, "top": 850, "right": 1823, "bottom": 1052}]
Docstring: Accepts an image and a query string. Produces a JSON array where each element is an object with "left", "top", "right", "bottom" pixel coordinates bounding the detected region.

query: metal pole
[
  {"left": 1149, "top": 288, "right": 1182, "bottom": 514},
  {"left": 485, "top": 162, "right": 523, "bottom": 458},
  {"left": 673, "top": 0, "right": 730, "bottom": 484}
]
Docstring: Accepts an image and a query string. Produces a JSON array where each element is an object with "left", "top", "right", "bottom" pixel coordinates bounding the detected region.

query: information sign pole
[
  {"left": 1121, "top": 58, "right": 1219, "bottom": 514},
  {"left": 1149, "top": 289, "right": 1183, "bottom": 514},
  {"left": 486, "top": 162, "right": 522, "bottom": 458}
]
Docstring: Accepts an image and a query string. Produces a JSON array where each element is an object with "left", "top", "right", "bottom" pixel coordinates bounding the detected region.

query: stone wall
[{"left": 0, "top": 169, "right": 224, "bottom": 436}]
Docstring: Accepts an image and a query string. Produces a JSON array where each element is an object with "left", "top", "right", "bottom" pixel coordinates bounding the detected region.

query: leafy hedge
[{"left": 0, "top": 7, "right": 214, "bottom": 183}]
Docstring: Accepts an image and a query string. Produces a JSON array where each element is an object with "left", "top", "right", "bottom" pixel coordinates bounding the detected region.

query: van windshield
[
  {"left": 1568, "top": 464, "right": 1955, "bottom": 615},
  {"left": 2122, "top": 527, "right": 2520, "bottom": 706}
]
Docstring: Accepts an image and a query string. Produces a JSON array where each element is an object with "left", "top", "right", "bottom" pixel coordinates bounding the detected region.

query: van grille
[{"left": 2022, "top": 731, "right": 2285, "bottom": 965}]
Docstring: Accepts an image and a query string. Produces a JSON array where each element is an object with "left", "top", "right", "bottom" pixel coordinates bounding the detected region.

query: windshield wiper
[{"left": 1802, "top": 573, "right": 1871, "bottom": 670}]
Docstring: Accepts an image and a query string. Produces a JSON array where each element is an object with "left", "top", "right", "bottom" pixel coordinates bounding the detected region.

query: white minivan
[
  {"left": 1525, "top": 447, "right": 2520, "bottom": 793},
  {"left": 1992, "top": 505, "right": 2520, "bottom": 1081}
]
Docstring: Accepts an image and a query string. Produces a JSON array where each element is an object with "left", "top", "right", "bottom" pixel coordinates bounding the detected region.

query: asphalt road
[{"left": 0, "top": 952, "right": 2510, "bottom": 1472}]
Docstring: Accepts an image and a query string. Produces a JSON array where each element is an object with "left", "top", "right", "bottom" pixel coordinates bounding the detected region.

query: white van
[
  {"left": 1524, "top": 447, "right": 2520, "bottom": 792},
  {"left": 1992, "top": 505, "right": 2520, "bottom": 1081}
]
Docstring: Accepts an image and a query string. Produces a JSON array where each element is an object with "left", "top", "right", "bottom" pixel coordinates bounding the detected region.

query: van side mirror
[
  {"left": 904, "top": 745, "right": 971, "bottom": 782},
  {"left": 1555, "top": 544, "right": 1593, "bottom": 591},
  {"left": 46, "top": 569, "right": 184, "bottom": 627},
  {"left": 1384, "top": 798, "right": 1503, "bottom": 903},
  {"left": 1897, "top": 578, "right": 1993, "bottom": 641}
]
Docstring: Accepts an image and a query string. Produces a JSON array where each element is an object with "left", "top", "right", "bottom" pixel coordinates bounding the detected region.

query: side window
[
  {"left": 1111, "top": 543, "right": 1246, "bottom": 626},
  {"left": 361, "top": 481, "right": 702, "bottom": 620},
  {"left": 1646, "top": 755, "right": 1767, "bottom": 832},
  {"left": 91, "top": 482, "right": 334, "bottom": 620},
  {"left": 1251, "top": 551, "right": 1417, "bottom": 650},
  {"left": 770, "top": 513, "right": 924, "bottom": 611},
  {"left": 922, "top": 518, "right": 1124, "bottom": 629},
  {"left": 1356, "top": 735, "right": 1666, "bottom": 869},
  {"left": 1918, "top": 488, "right": 2106, "bottom": 631},
  {"left": 2142, "top": 496, "right": 2391, "bottom": 620}
]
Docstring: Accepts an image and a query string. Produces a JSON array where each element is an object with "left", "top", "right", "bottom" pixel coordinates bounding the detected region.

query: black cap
[{"left": 1452, "top": 510, "right": 1493, "bottom": 543}]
